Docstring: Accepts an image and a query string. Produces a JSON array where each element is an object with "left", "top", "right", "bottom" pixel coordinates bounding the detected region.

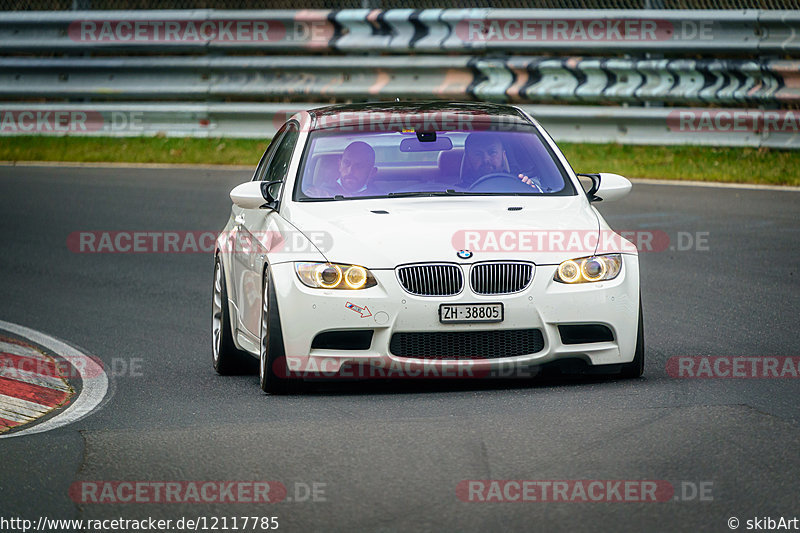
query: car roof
[{"left": 305, "top": 101, "right": 531, "bottom": 132}]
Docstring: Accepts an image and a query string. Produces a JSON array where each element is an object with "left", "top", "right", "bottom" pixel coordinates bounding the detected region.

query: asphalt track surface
[{"left": 0, "top": 165, "right": 798, "bottom": 532}]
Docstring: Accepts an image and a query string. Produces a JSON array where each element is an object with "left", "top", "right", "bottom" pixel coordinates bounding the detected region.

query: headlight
[
  {"left": 295, "top": 262, "right": 377, "bottom": 290},
  {"left": 554, "top": 254, "right": 622, "bottom": 284}
]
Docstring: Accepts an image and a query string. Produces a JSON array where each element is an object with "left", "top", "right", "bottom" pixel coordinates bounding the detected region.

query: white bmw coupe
[{"left": 212, "top": 102, "right": 643, "bottom": 393}]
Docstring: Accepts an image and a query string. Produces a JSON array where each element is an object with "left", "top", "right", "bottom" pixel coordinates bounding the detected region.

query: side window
[
  {"left": 252, "top": 127, "right": 286, "bottom": 182},
  {"left": 263, "top": 123, "right": 299, "bottom": 183},
  {"left": 261, "top": 123, "right": 300, "bottom": 202}
]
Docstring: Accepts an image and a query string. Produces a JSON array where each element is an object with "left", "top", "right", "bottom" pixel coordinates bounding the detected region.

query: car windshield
[{"left": 295, "top": 126, "right": 575, "bottom": 201}]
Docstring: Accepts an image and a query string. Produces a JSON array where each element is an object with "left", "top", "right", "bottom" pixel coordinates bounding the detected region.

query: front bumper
[{"left": 270, "top": 255, "right": 640, "bottom": 378}]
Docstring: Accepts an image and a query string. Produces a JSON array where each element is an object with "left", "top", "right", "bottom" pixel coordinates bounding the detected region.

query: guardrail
[
  {"left": 1, "top": 9, "right": 798, "bottom": 148},
  {"left": 0, "top": 9, "right": 798, "bottom": 54},
  {"left": 1, "top": 103, "right": 798, "bottom": 149},
  {"left": 1, "top": 56, "right": 798, "bottom": 106}
]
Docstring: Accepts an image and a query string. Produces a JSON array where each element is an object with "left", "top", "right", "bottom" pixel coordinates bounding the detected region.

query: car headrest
[
  {"left": 437, "top": 149, "right": 464, "bottom": 183},
  {"left": 312, "top": 153, "right": 341, "bottom": 187}
]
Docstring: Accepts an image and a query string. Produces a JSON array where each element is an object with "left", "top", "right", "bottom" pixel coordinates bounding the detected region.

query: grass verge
[
  {"left": 0, "top": 137, "right": 270, "bottom": 166},
  {"left": 559, "top": 143, "right": 799, "bottom": 187},
  {"left": 0, "top": 136, "right": 798, "bottom": 186}
]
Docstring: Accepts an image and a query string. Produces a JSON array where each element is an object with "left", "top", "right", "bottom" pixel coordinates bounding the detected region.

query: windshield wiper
[{"left": 387, "top": 190, "right": 464, "bottom": 197}]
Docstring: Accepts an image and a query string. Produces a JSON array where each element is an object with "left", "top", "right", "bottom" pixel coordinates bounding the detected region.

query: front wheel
[
  {"left": 212, "top": 257, "right": 250, "bottom": 374},
  {"left": 618, "top": 300, "right": 645, "bottom": 379},
  {"left": 259, "top": 266, "right": 297, "bottom": 394}
]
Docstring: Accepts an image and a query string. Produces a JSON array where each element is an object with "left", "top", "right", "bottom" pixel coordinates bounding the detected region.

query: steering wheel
[{"left": 467, "top": 172, "right": 536, "bottom": 192}]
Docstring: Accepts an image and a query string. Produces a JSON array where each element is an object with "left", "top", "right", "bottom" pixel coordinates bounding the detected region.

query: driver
[{"left": 458, "top": 133, "right": 543, "bottom": 192}]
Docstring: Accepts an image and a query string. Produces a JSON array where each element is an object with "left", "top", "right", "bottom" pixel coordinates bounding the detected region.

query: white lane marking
[
  {"left": 0, "top": 393, "right": 52, "bottom": 422},
  {"left": 0, "top": 341, "right": 52, "bottom": 361},
  {"left": 0, "top": 320, "right": 108, "bottom": 439},
  {"left": 631, "top": 178, "right": 800, "bottom": 192},
  {"left": 0, "top": 366, "right": 72, "bottom": 392}
]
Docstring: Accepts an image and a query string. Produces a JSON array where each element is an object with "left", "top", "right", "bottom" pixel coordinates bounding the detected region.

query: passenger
[{"left": 318, "top": 141, "right": 378, "bottom": 197}]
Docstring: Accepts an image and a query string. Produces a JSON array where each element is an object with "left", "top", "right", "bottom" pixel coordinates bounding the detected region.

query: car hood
[{"left": 283, "top": 196, "right": 602, "bottom": 268}]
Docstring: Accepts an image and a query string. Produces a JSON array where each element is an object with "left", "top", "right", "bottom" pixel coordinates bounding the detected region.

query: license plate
[{"left": 439, "top": 303, "right": 503, "bottom": 323}]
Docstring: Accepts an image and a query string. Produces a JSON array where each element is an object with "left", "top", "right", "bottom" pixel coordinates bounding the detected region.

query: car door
[
  {"left": 230, "top": 127, "right": 285, "bottom": 337},
  {"left": 235, "top": 122, "right": 300, "bottom": 339}
]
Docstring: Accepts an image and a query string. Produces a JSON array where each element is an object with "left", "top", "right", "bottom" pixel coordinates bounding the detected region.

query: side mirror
[
  {"left": 229, "top": 180, "right": 282, "bottom": 209},
  {"left": 577, "top": 173, "right": 632, "bottom": 203}
]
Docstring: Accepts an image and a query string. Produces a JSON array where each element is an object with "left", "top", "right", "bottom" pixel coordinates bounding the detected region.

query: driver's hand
[{"left": 517, "top": 174, "right": 544, "bottom": 192}]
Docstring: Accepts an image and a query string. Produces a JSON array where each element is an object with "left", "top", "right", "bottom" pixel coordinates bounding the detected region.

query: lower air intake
[{"left": 389, "top": 329, "right": 544, "bottom": 359}]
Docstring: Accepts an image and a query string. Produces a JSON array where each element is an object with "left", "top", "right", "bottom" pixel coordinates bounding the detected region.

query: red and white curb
[
  {"left": 0, "top": 336, "right": 72, "bottom": 432},
  {"left": 0, "top": 320, "right": 108, "bottom": 438}
]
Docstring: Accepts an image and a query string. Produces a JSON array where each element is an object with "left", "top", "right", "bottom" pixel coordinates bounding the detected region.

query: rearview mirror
[
  {"left": 577, "top": 173, "right": 632, "bottom": 202},
  {"left": 399, "top": 136, "right": 453, "bottom": 152}
]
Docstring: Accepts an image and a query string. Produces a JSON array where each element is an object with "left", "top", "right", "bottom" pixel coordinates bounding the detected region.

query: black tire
[
  {"left": 212, "top": 257, "right": 250, "bottom": 374},
  {"left": 618, "top": 300, "right": 645, "bottom": 379},
  {"left": 258, "top": 265, "right": 298, "bottom": 394}
]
